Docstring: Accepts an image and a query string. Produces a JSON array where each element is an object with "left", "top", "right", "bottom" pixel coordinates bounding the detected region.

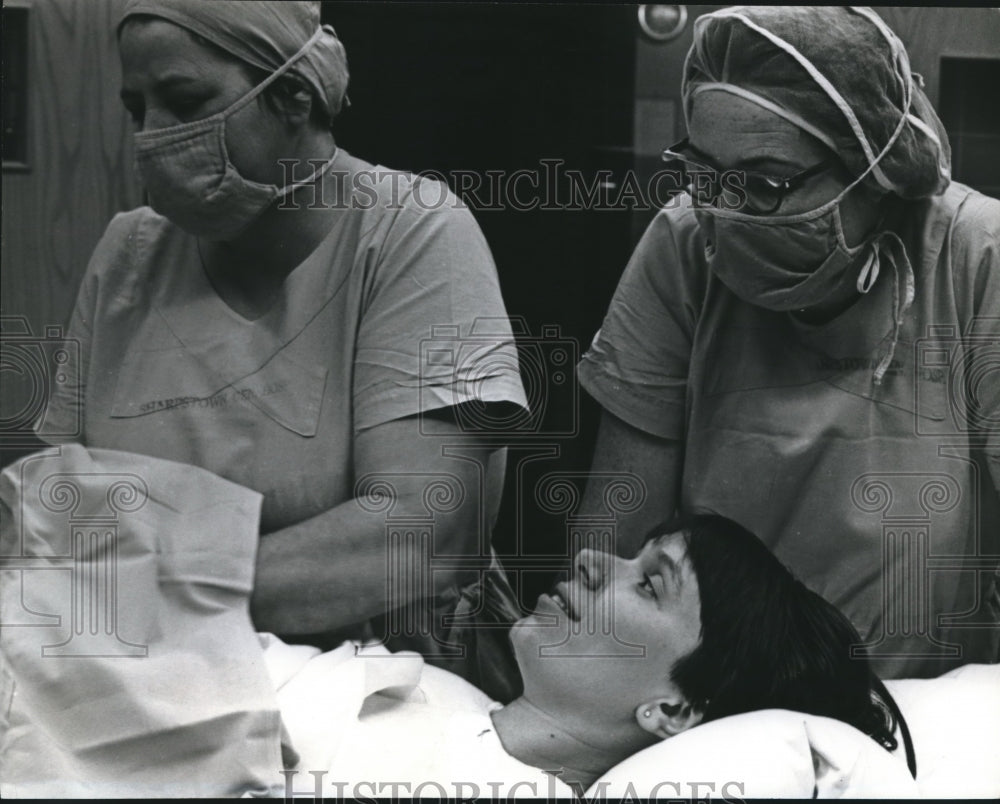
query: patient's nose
[{"left": 575, "top": 548, "right": 610, "bottom": 591}]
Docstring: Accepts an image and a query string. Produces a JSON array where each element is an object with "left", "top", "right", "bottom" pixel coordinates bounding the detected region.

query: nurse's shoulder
[
  {"left": 340, "top": 152, "right": 499, "bottom": 286},
  {"left": 618, "top": 192, "right": 714, "bottom": 322},
  {"left": 346, "top": 154, "right": 483, "bottom": 240},
  {"left": 947, "top": 182, "right": 1000, "bottom": 257},
  {"left": 925, "top": 181, "right": 1000, "bottom": 323},
  {"left": 84, "top": 205, "right": 185, "bottom": 281}
]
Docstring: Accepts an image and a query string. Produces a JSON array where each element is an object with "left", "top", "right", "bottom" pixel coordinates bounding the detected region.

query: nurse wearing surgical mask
[
  {"left": 37, "top": 0, "right": 527, "bottom": 693},
  {"left": 579, "top": 6, "right": 1000, "bottom": 679}
]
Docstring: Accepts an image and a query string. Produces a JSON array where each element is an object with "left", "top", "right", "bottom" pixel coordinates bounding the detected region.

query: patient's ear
[{"left": 634, "top": 697, "right": 704, "bottom": 739}]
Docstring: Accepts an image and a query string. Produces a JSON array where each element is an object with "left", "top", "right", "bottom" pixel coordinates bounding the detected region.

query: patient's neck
[{"left": 490, "top": 697, "right": 651, "bottom": 791}]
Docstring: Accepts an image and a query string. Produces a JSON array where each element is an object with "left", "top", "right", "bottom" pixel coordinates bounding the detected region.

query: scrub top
[
  {"left": 579, "top": 182, "right": 1000, "bottom": 679},
  {"left": 39, "top": 150, "right": 527, "bottom": 534}
]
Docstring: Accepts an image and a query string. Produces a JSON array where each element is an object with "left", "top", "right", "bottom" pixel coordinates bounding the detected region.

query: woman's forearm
[
  {"left": 250, "top": 434, "right": 507, "bottom": 635},
  {"left": 250, "top": 489, "right": 465, "bottom": 634}
]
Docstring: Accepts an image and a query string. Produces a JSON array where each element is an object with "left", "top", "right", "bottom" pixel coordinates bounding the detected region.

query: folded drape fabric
[{"left": 0, "top": 444, "right": 284, "bottom": 798}]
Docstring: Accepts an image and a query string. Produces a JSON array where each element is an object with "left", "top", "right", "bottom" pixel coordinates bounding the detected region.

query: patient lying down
[
  {"left": 11, "top": 449, "right": 996, "bottom": 799},
  {"left": 273, "top": 514, "right": 915, "bottom": 796}
]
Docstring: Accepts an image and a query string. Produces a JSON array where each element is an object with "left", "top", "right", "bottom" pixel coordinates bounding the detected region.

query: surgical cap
[
  {"left": 119, "top": 0, "right": 349, "bottom": 118},
  {"left": 683, "top": 6, "right": 950, "bottom": 198}
]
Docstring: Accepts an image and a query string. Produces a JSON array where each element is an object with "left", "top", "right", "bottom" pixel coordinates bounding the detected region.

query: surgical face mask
[
  {"left": 696, "top": 143, "right": 915, "bottom": 387},
  {"left": 685, "top": 5, "right": 922, "bottom": 313},
  {"left": 133, "top": 29, "right": 335, "bottom": 241},
  {"left": 694, "top": 185, "right": 873, "bottom": 312},
  {"left": 685, "top": 6, "right": 921, "bottom": 384}
]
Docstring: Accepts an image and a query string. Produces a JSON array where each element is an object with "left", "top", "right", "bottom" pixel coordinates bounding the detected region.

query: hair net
[
  {"left": 119, "top": 0, "right": 349, "bottom": 118},
  {"left": 682, "top": 6, "right": 950, "bottom": 198}
]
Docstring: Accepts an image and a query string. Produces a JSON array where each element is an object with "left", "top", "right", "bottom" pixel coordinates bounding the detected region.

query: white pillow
[
  {"left": 588, "top": 709, "right": 917, "bottom": 799},
  {"left": 805, "top": 715, "right": 919, "bottom": 798},
  {"left": 886, "top": 664, "right": 1000, "bottom": 798}
]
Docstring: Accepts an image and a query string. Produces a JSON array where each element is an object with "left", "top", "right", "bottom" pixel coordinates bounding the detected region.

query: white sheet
[{"left": 264, "top": 633, "right": 1000, "bottom": 799}]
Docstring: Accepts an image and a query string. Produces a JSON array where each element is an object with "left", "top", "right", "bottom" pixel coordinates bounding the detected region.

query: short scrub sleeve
[
  {"left": 353, "top": 183, "right": 528, "bottom": 432},
  {"left": 578, "top": 203, "right": 709, "bottom": 440}
]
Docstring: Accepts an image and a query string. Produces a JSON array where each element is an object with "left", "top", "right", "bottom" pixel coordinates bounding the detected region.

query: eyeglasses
[{"left": 660, "top": 138, "right": 836, "bottom": 215}]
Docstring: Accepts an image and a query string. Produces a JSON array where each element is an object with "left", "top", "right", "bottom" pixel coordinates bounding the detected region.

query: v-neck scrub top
[
  {"left": 579, "top": 182, "right": 1000, "bottom": 678},
  {"left": 38, "top": 151, "right": 527, "bottom": 535}
]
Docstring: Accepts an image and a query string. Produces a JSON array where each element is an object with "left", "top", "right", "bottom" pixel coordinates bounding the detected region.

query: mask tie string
[
  {"left": 868, "top": 231, "right": 915, "bottom": 386},
  {"left": 856, "top": 249, "right": 880, "bottom": 294}
]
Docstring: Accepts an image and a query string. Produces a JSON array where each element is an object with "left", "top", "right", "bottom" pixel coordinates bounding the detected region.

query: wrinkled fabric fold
[{"left": 0, "top": 445, "right": 284, "bottom": 798}]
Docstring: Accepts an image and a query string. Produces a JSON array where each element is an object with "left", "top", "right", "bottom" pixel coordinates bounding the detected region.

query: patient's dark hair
[{"left": 654, "top": 513, "right": 915, "bottom": 774}]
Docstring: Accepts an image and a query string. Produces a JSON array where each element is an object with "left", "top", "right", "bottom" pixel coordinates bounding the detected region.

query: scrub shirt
[
  {"left": 579, "top": 182, "right": 1000, "bottom": 679},
  {"left": 37, "top": 150, "right": 527, "bottom": 647},
  {"left": 39, "top": 151, "right": 526, "bottom": 529}
]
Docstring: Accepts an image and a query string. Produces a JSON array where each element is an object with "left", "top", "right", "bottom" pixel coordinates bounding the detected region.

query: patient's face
[{"left": 510, "top": 531, "right": 702, "bottom": 720}]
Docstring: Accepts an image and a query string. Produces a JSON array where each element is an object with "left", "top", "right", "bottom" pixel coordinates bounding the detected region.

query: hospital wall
[
  {"left": 875, "top": 7, "right": 1000, "bottom": 199},
  {"left": 1, "top": 0, "right": 142, "bottom": 445}
]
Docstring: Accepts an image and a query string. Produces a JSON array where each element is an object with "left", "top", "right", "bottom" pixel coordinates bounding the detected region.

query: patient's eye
[{"left": 639, "top": 574, "right": 658, "bottom": 600}]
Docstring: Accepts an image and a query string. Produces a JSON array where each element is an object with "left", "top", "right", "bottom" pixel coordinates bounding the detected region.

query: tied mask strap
[
  {"left": 866, "top": 231, "right": 915, "bottom": 386},
  {"left": 856, "top": 249, "right": 881, "bottom": 294}
]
